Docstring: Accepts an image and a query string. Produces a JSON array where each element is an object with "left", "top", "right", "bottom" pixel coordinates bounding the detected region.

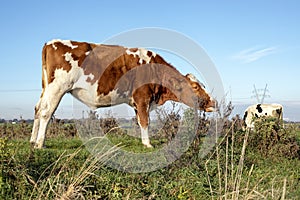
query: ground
[{"left": 1, "top": 118, "right": 300, "bottom": 199}]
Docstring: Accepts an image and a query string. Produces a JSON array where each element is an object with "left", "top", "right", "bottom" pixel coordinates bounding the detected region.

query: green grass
[
  {"left": 1, "top": 121, "right": 300, "bottom": 199},
  {"left": 106, "top": 132, "right": 166, "bottom": 153}
]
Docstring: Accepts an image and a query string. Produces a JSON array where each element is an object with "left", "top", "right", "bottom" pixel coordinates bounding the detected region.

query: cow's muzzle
[{"left": 205, "top": 99, "right": 218, "bottom": 112}]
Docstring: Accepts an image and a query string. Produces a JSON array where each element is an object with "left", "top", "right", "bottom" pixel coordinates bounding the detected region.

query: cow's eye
[{"left": 193, "top": 85, "right": 199, "bottom": 90}]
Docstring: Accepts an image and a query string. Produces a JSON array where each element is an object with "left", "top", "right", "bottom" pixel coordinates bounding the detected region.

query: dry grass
[
  {"left": 205, "top": 119, "right": 290, "bottom": 200},
  {"left": 30, "top": 137, "right": 119, "bottom": 200}
]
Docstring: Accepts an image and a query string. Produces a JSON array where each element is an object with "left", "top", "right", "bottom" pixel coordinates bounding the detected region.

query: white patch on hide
[
  {"left": 126, "top": 48, "right": 156, "bottom": 64},
  {"left": 47, "top": 39, "right": 78, "bottom": 49}
]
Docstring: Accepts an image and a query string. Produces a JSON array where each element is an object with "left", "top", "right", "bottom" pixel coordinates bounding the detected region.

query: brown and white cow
[
  {"left": 243, "top": 103, "right": 283, "bottom": 129},
  {"left": 30, "top": 39, "right": 216, "bottom": 148}
]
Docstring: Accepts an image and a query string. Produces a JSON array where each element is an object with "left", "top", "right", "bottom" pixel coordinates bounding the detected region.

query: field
[{"left": 1, "top": 114, "right": 300, "bottom": 199}]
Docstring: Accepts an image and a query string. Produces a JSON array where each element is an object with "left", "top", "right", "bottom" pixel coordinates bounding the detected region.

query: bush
[
  {"left": 154, "top": 111, "right": 181, "bottom": 141},
  {"left": 48, "top": 119, "right": 77, "bottom": 138},
  {"left": 0, "top": 122, "right": 32, "bottom": 139},
  {"left": 99, "top": 117, "right": 121, "bottom": 135},
  {"left": 247, "top": 116, "right": 300, "bottom": 159}
]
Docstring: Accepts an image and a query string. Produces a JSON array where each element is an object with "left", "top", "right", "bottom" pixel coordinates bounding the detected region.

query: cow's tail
[
  {"left": 41, "top": 44, "right": 48, "bottom": 97},
  {"left": 279, "top": 107, "right": 283, "bottom": 120},
  {"left": 243, "top": 111, "right": 248, "bottom": 121},
  {"left": 242, "top": 111, "right": 248, "bottom": 130}
]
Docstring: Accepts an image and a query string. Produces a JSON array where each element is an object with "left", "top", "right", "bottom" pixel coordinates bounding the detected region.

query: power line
[{"left": 0, "top": 89, "right": 41, "bottom": 93}]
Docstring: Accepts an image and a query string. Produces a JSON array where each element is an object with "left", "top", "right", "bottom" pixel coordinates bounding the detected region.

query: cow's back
[{"left": 243, "top": 103, "right": 283, "bottom": 129}]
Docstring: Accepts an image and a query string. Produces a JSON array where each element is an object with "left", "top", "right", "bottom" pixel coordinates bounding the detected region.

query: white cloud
[{"left": 232, "top": 46, "right": 278, "bottom": 63}]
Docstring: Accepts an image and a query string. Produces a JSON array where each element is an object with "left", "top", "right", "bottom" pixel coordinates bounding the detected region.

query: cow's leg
[
  {"left": 134, "top": 102, "right": 152, "bottom": 148},
  {"left": 30, "top": 98, "right": 42, "bottom": 145},
  {"left": 34, "top": 85, "right": 66, "bottom": 148}
]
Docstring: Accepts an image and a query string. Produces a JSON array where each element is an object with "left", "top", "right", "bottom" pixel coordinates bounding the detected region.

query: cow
[
  {"left": 243, "top": 103, "right": 283, "bottom": 130},
  {"left": 30, "top": 39, "right": 216, "bottom": 149}
]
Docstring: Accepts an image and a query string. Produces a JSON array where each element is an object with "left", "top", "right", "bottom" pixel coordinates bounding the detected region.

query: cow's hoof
[
  {"left": 34, "top": 144, "right": 45, "bottom": 149},
  {"left": 143, "top": 143, "right": 153, "bottom": 148},
  {"left": 30, "top": 142, "right": 36, "bottom": 148}
]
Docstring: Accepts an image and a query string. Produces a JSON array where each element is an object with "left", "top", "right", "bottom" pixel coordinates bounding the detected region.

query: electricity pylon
[{"left": 251, "top": 84, "right": 270, "bottom": 104}]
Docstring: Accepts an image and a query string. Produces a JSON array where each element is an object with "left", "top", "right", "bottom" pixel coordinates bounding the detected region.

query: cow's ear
[
  {"left": 169, "top": 77, "right": 182, "bottom": 91},
  {"left": 185, "top": 73, "right": 198, "bottom": 82}
]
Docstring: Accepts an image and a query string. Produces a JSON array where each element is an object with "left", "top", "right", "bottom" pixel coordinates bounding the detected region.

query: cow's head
[
  {"left": 184, "top": 74, "right": 216, "bottom": 112},
  {"left": 167, "top": 73, "right": 216, "bottom": 112}
]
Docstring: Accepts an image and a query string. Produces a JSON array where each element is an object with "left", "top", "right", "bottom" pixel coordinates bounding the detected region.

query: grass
[{"left": 1, "top": 119, "right": 300, "bottom": 199}]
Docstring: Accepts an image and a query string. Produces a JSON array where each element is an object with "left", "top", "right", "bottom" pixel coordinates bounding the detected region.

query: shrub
[
  {"left": 0, "top": 122, "right": 32, "bottom": 139},
  {"left": 248, "top": 116, "right": 300, "bottom": 159},
  {"left": 154, "top": 110, "right": 181, "bottom": 141},
  {"left": 99, "top": 117, "right": 120, "bottom": 134},
  {"left": 48, "top": 119, "right": 77, "bottom": 138}
]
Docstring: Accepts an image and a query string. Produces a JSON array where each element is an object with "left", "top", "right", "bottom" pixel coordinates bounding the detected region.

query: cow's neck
[{"left": 157, "top": 87, "right": 179, "bottom": 105}]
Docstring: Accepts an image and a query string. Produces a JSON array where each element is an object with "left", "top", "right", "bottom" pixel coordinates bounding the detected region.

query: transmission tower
[{"left": 251, "top": 84, "right": 270, "bottom": 104}]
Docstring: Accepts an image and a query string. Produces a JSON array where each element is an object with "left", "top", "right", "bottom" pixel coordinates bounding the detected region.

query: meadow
[{"left": 1, "top": 111, "right": 300, "bottom": 199}]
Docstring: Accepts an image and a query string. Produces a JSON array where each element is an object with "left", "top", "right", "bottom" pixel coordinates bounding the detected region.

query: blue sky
[{"left": 0, "top": 0, "right": 299, "bottom": 120}]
